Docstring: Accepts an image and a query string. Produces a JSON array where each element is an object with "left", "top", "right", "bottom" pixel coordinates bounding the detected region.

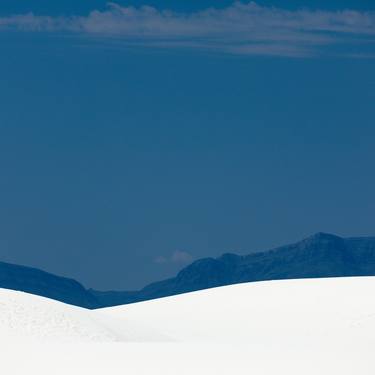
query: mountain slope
[
  {"left": 93, "top": 232, "right": 375, "bottom": 306},
  {"left": 0, "top": 261, "right": 98, "bottom": 308},
  {"left": 2, "top": 232, "right": 375, "bottom": 308}
]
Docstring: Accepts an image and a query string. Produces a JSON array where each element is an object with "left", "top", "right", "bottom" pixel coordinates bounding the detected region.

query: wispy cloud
[
  {"left": 154, "top": 250, "right": 193, "bottom": 265},
  {"left": 0, "top": 2, "right": 374, "bottom": 57}
]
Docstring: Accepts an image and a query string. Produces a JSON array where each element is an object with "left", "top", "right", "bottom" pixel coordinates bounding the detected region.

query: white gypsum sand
[{"left": 0, "top": 277, "right": 374, "bottom": 374}]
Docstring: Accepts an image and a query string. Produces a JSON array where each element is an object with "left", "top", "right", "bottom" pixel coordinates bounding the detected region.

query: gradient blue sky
[{"left": 0, "top": 1, "right": 374, "bottom": 290}]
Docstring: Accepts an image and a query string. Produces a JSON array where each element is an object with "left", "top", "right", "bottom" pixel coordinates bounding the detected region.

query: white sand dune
[
  {"left": 103, "top": 276, "right": 375, "bottom": 343},
  {"left": 1, "top": 277, "right": 375, "bottom": 374},
  {"left": 0, "top": 288, "right": 115, "bottom": 342},
  {"left": 0, "top": 288, "right": 168, "bottom": 342}
]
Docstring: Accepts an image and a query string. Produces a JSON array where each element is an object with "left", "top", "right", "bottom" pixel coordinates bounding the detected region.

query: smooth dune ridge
[
  {"left": 103, "top": 276, "right": 375, "bottom": 343},
  {"left": 1, "top": 277, "right": 375, "bottom": 374}
]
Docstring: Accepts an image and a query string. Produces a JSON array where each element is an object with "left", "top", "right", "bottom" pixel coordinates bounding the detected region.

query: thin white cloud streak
[
  {"left": 0, "top": 2, "right": 374, "bottom": 57},
  {"left": 154, "top": 250, "right": 193, "bottom": 265}
]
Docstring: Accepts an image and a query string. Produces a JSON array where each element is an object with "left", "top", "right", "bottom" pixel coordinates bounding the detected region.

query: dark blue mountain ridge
[
  {"left": 91, "top": 232, "right": 375, "bottom": 307},
  {"left": 2, "top": 232, "right": 375, "bottom": 308},
  {"left": 0, "top": 260, "right": 98, "bottom": 308}
]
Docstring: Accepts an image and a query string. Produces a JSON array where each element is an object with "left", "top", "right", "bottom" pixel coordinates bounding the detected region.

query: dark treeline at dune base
[{"left": 1, "top": 232, "right": 375, "bottom": 309}]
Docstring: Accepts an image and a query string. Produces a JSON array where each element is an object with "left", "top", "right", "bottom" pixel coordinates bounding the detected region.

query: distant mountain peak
[
  {"left": 304, "top": 232, "right": 343, "bottom": 243},
  {"left": 3, "top": 232, "right": 375, "bottom": 309},
  {"left": 93, "top": 231, "right": 375, "bottom": 307},
  {"left": 218, "top": 253, "right": 242, "bottom": 263},
  {"left": 310, "top": 232, "right": 341, "bottom": 239}
]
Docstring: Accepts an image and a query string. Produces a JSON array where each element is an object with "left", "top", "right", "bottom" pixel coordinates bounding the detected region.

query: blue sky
[
  {"left": 0, "top": 1, "right": 374, "bottom": 14},
  {"left": 0, "top": 1, "right": 374, "bottom": 289}
]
